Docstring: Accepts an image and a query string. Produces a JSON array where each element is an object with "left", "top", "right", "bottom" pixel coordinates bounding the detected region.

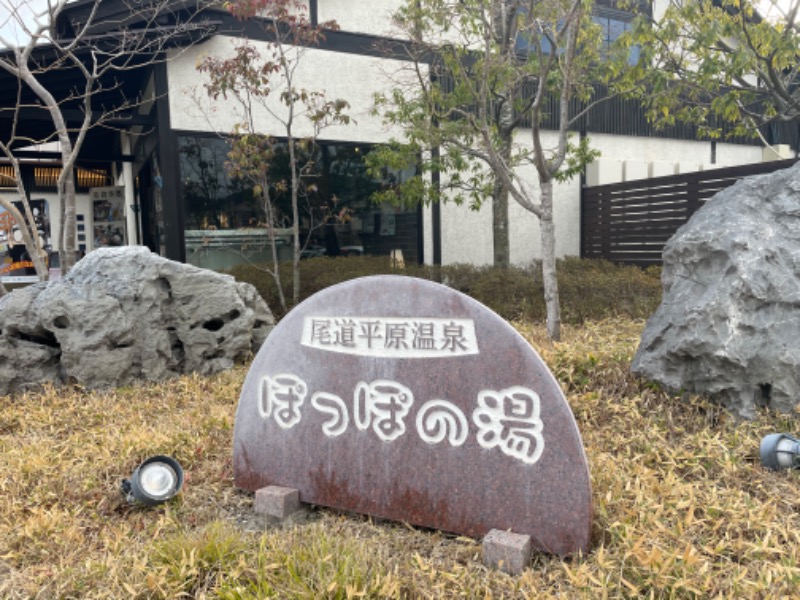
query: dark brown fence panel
[{"left": 581, "top": 159, "right": 799, "bottom": 266}]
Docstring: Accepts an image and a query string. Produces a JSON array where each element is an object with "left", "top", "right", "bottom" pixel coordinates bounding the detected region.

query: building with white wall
[{"left": 0, "top": 0, "right": 796, "bottom": 275}]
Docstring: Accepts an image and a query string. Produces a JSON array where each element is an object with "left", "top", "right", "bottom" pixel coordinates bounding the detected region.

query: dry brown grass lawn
[{"left": 2, "top": 319, "right": 800, "bottom": 599}]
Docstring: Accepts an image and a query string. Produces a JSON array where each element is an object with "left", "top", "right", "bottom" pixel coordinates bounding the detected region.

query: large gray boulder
[
  {"left": 0, "top": 246, "right": 274, "bottom": 395},
  {"left": 632, "top": 162, "right": 800, "bottom": 419}
]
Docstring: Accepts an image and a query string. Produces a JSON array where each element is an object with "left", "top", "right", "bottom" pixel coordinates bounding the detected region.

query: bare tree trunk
[
  {"left": 0, "top": 197, "right": 49, "bottom": 279},
  {"left": 539, "top": 178, "right": 561, "bottom": 341},
  {"left": 288, "top": 136, "right": 301, "bottom": 307},
  {"left": 275, "top": 32, "right": 302, "bottom": 308},
  {"left": 489, "top": 0, "right": 515, "bottom": 268},
  {"left": 270, "top": 231, "right": 288, "bottom": 313},
  {"left": 17, "top": 59, "right": 80, "bottom": 275},
  {"left": 0, "top": 154, "right": 48, "bottom": 280},
  {"left": 262, "top": 185, "right": 288, "bottom": 313},
  {"left": 491, "top": 131, "right": 511, "bottom": 267},
  {"left": 59, "top": 166, "right": 78, "bottom": 273},
  {"left": 492, "top": 180, "right": 510, "bottom": 267},
  {"left": 291, "top": 200, "right": 300, "bottom": 306},
  {"left": 15, "top": 176, "right": 47, "bottom": 278}
]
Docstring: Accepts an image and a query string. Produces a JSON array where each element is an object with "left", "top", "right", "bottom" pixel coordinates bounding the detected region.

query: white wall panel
[
  {"left": 168, "top": 38, "right": 418, "bottom": 144},
  {"left": 624, "top": 160, "right": 649, "bottom": 182},
  {"left": 716, "top": 142, "right": 762, "bottom": 166},
  {"left": 433, "top": 131, "right": 764, "bottom": 266},
  {"left": 318, "top": 0, "right": 406, "bottom": 39},
  {"left": 650, "top": 160, "right": 675, "bottom": 177},
  {"left": 437, "top": 169, "right": 493, "bottom": 266},
  {"left": 439, "top": 200, "right": 493, "bottom": 266},
  {"left": 676, "top": 162, "right": 702, "bottom": 174},
  {"left": 586, "top": 158, "right": 623, "bottom": 186},
  {"left": 507, "top": 131, "right": 582, "bottom": 264},
  {"left": 589, "top": 133, "right": 711, "bottom": 165}
]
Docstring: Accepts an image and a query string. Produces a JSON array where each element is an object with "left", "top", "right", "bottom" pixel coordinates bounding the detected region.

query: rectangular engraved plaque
[{"left": 301, "top": 316, "right": 479, "bottom": 358}]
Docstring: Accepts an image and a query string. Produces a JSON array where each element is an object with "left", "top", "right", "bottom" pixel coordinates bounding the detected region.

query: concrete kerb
[
  {"left": 254, "top": 485, "right": 308, "bottom": 526},
  {"left": 482, "top": 529, "right": 533, "bottom": 575}
]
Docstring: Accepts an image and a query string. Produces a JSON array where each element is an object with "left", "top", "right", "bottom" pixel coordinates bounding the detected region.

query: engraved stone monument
[{"left": 233, "top": 275, "right": 592, "bottom": 556}]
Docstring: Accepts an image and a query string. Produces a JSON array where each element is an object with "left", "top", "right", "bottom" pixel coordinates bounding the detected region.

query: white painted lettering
[
  {"left": 311, "top": 392, "right": 349, "bottom": 437},
  {"left": 416, "top": 399, "right": 469, "bottom": 446},
  {"left": 259, "top": 373, "right": 307, "bottom": 430},
  {"left": 354, "top": 380, "right": 414, "bottom": 442},
  {"left": 473, "top": 386, "right": 545, "bottom": 465}
]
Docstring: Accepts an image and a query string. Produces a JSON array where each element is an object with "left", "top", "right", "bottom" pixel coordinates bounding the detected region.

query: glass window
[
  {"left": 515, "top": 26, "right": 552, "bottom": 56},
  {"left": 592, "top": 15, "right": 639, "bottom": 65},
  {"left": 179, "top": 135, "right": 272, "bottom": 270},
  {"left": 179, "top": 136, "right": 259, "bottom": 232},
  {"left": 516, "top": 10, "right": 639, "bottom": 65},
  {"left": 178, "top": 136, "right": 420, "bottom": 270}
]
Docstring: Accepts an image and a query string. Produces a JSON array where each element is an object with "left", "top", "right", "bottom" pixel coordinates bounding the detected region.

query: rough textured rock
[
  {"left": 0, "top": 246, "right": 274, "bottom": 395},
  {"left": 632, "top": 162, "right": 800, "bottom": 419}
]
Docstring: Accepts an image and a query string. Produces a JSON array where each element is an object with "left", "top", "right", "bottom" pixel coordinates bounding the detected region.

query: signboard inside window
[{"left": 91, "top": 186, "right": 126, "bottom": 247}]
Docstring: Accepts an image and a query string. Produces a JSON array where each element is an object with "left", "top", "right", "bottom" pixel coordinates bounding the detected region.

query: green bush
[
  {"left": 227, "top": 256, "right": 662, "bottom": 323},
  {"left": 444, "top": 264, "right": 544, "bottom": 322},
  {"left": 227, "top": 256, "right": 430, "bottom": 318},
  {"left": 555, "top": 257, "right": 663, "bottom": 323}
]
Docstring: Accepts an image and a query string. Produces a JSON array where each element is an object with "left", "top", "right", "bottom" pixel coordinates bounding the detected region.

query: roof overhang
[{"left": 0, "top": 0, "right": 220, "bottom": 161}]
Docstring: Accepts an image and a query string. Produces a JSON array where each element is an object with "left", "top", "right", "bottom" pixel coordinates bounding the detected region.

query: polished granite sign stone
[{"left": 233, "top": 275, "right": 592, "bottom": 555}]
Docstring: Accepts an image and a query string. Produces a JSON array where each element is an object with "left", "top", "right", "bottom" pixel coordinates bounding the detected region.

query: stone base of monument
[
  {"left": 254, "top": 485, "right": 308, "bottom": 525},
  {"left": 482, "top": 529, "right": 532, "bottom": 575}
]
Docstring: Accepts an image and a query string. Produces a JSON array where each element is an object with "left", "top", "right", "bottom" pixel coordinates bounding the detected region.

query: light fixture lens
[
  {"left": 761, "top": 433, "right": 800, "bottom": 470},
  {"left": 140, "top": 463, "right": 178, "bottom": 499},
  {"left": 122, "top": 455, "right": 184, "bottom": 506},
  {"left": 775, "top": 438, "right": 799, "bottom": 469}
]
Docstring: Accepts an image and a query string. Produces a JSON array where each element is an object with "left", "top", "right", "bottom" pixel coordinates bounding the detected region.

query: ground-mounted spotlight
[
  {"left": 121, "top": 455, "right": 184, "bottom": 505},
  {"left": 760, "top": 434, "right": 800, "bottom": 470}
]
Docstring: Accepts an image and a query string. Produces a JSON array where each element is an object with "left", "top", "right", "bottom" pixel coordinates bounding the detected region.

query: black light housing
[
  {"left": 121, "top": 455, "right": 184, "bottom": 505},
  {"left": 760, "top": 433, "right": 800, "bottom": 470}
]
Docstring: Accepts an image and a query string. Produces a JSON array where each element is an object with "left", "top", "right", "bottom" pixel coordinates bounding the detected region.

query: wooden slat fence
[{"left": 581, "top": 158, "right": 800, "bottom": 267}]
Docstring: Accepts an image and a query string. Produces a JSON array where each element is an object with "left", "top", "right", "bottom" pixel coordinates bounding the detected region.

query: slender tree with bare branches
[
  {"left": 198, "top": 0, "right": 351, "bottom": 309},
  {"left": 0, "top": 0, "right": 214, "bottom": 296}
]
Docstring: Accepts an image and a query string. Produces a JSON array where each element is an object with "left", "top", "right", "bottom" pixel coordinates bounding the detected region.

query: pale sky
[
  {"left": 0, "top": 0, "right": 55, "bottom": 48},
  {"left": 758, "top": 0, "right": 796, "bottom": 21}
]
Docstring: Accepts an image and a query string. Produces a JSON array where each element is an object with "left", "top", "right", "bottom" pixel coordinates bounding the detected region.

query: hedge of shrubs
[{"left": 226, "top": 255, "right": 663, "bottom": 323}]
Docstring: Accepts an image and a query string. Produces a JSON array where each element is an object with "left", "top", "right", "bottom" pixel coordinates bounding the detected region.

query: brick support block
[
  {"left": 482, "top": 529, "right": 532, "bottom": 575},
  {"left": 254, "top": 485, "right": 301, "bottom": 519}
]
